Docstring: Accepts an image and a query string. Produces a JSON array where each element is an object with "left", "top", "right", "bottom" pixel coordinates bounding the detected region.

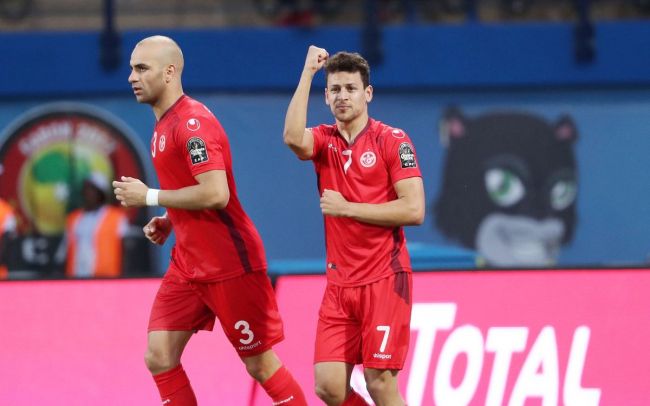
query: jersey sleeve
[
  {"left": 175, "top": 115, "right": 226, "bottom": 177},
  {"left": 382, "top": 128, "right": 422, "bottom": 183},
  {"left": 307, "top": 125, "right": 329, "bottom": 162}
]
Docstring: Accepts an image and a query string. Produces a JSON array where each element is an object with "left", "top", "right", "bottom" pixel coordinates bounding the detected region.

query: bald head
[
  {"left": 134, "top": 35, "right": 184, "bottom": 75},
  {"left": 129, "top": 35, "right": 185, "bottom": 113}
]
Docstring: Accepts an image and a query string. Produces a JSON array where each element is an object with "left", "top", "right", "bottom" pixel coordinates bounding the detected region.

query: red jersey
[
  {"left": 308, "top": 118, "right": 422, "bottom": 287},
  {"left": 151, "top": 95, "right": 266, "bottom": 282}
]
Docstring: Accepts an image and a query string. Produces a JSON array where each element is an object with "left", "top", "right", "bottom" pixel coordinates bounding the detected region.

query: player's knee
[
  {"left": 144, "top": 348, "right": 178, "bottom": 375},
  {"left": 314, "top": 381, "right": 346, "bottom": 405},
  {"left": 365, "top": 374, "right": 395, "bottom": 401},
  {"left": 244, "top": 360, "right": 267, "bottom": 382}
]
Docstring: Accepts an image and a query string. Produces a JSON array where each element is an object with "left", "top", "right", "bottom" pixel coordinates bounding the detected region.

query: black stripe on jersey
[
  {"left": 393, "top": 272, "right": 411, "bottom": 305},
  {"left": 390, "top": 228, "right": 404, "bottom": 274},
  {"left": 217, "top": 210, "right": 253, "bottom": 273}
]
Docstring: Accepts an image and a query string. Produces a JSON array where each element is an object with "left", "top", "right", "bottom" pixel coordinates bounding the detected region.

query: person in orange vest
[
  {"left": 64, "top": 172, "right": 128, "bottom": 278},
  {"left": 0, "top": 198, "right": 17, "bottom": 279}
]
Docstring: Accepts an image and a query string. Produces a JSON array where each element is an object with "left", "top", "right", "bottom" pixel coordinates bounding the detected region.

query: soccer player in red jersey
[
  {"left": 113, "top": 35, "right": 307, "bottom": 406},
  {"left": 283, "top": 46, "right": 425, "bottom": 405}
]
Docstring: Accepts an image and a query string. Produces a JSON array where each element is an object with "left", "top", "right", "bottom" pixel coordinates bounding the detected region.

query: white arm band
[{"left": 145, "top": 189, "right": 160, "bottom": 206}]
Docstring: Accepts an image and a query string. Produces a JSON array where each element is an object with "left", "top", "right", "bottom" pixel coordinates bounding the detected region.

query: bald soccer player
[{"left": 113, "top": 36, "right": 306, "bottom": 406}]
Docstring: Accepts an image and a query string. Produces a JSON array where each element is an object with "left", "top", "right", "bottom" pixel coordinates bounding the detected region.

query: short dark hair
[{"left": 325, "top": 52, "right": 370, "bottom": 88}]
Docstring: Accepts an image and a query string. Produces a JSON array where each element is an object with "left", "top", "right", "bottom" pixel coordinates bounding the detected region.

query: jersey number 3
[{"left": 235, "top": 320, "right": 255, "bottom": 345}]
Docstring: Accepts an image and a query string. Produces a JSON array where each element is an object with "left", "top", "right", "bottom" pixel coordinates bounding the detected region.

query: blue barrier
[{"left": 268, "top": 242, "right": 476, "bottom": 275}]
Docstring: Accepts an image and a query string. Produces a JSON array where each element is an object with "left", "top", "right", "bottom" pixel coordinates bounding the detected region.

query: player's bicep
[
  {"left": 394, "top": 177, "right": 425, "bottom": 224},
  {"left": 194, "top": 169, "right": 230, "bottom": 207},
  {"left": 289, "top": 128, "right": 315, "bottom": 160}
]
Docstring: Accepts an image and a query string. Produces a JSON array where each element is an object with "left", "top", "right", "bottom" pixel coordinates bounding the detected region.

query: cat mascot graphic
[{"left": 433, "top": 107, "right": 579, "bottom": 267}]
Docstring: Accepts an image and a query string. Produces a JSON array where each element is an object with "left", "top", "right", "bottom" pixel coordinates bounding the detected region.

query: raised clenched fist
[{"left": 304, "top": 45, "right": 329, "bottom": 75}]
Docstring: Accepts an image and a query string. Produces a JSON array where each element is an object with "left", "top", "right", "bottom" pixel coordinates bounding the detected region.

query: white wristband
[{"left": 145, "top": 189, "right": 160, "bottom": 206}]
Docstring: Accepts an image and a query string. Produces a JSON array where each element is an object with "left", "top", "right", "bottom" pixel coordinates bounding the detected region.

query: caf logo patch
[
  {"left": 187, "top": 137, "right": 209, "bottom": 164},
  {"left": 399, "top": 142, "right": 417, "bottom": 168}
]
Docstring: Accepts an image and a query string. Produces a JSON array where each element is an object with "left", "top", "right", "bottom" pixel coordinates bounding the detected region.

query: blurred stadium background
[{"left": 1, "top": 1, "right": 649, "bottom": 405}]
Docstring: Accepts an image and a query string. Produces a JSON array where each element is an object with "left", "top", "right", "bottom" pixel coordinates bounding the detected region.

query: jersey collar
[
  {"left": 157, "top": 94, "right": 187, "bottom": 123},
  {"left": 336, "top": 118, "right": 373, "bottom": 147}
]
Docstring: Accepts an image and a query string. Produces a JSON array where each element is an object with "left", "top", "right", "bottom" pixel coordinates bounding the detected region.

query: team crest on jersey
[
  {"left": 360, "top": 151, "right": 376, "bottom": 168},
  {"left": 399, "top": 142, "right": 417, "bottom": 168},
  {"left": 186, "top": 118, "right": 201, "bottom": 132},
  {"left": 187, "top": 137, "right": 208, "bottom": 164},
  {"left": 158, "top": 135, "right": 166, "bottom": 152},
  {"left": 391, "top": 129, "right": 406, "bottom": 139}
]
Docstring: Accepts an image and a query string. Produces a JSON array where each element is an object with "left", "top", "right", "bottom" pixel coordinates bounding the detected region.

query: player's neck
[
  {"left": 337, "top": 114, "right": 369, "bottom": 144},
  {"left": 153, "top": 89, "right": 184, "bottom": 121}
]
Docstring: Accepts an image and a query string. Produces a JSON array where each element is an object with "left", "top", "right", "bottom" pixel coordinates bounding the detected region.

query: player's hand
[
  {"left": 320, "top": 189, "right": 350, "bottom": 217},
  {"left": 303, "top": 45, "right": 329, "bottom": 75},
  {"left": 113, "top": 176, "right": 148, "bottom": 207},
  {"left": 143, "top": 215, "right": 172, "bottom": 245}
]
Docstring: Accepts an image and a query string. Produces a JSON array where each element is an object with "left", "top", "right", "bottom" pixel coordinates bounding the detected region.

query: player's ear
[
  {"left": 324, "top": 87, "right": 330, "bottom": 105},
  {"left": 439, "top": 106, "right": 467, "bottom": 148},
  {"left": 164, "top": 64, "right": 175, "bottom": 83},
  {"left": 365, "top": 85, "right": 373, "bottom": 103}
]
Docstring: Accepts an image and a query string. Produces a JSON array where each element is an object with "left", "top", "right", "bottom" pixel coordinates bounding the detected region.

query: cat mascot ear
[
  {"left": 439, "top": 106, "right": 467, "bottom": 148},
  {"left": 555, "top": 115, "right": 578, "bottom": 143}
]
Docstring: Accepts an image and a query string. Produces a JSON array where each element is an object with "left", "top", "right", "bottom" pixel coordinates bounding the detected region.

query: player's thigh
[
  {"left": 315, "top": 283, "right": 363, "bottom": 365},
  {"left": 202, "top": 271, "right": 284, "bottom": 357},
  {"left": 146, "top": 330, "right": 194, "bottom": 362},
  {"left": 361, "top": 272, "right": 412, "bottom": 370},
  {"left": 148, "top": 269, "right": 216, "bottom": 332}
]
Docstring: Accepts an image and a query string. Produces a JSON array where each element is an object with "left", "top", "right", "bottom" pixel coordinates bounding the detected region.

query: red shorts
[
  {"left": 314, "top": 272, "right": 412, "bottom": 370},
  {"left": 148, "top": 266, "right": 284, "bottom": 357}
]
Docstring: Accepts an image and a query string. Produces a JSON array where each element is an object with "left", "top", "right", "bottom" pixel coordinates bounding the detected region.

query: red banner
[
  {"left": 0, "top": 279, "right": 254, "bottom": 405},
  {"left": 1, "top": 269, "right": 648, "bottom": 405},
  {"left": 262, "top": 269, "right": 650, "bottom": 406}
]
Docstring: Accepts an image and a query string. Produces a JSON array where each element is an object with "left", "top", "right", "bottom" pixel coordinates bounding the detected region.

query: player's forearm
[
  {"left": 345, "top": 197, "right": 425, "bottom": 227},
  {"left": 283, "top": 71, "right": 313, "bottom": 149},
  {"left": 158, "top": 184, "right": 229, "bottom": 210}
]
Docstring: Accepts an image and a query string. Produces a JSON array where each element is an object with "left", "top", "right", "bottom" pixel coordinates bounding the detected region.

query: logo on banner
[
  {"left": 405, "top": 303, "right": 602, "bottom": 406},
  {"left": 0, "top": 103, "right": 148, "bottom": 235}
]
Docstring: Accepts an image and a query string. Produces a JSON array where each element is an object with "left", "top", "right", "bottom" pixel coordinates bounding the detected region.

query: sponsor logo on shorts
[
  {"left": 373, "top": 353, "right": 393, "bottom": 360},
  {"left": 238, "top": 340, "right": 262, "bottom": 351},
  {"left": 399, "top": 142, "right": 417, "bottom": 168}
]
